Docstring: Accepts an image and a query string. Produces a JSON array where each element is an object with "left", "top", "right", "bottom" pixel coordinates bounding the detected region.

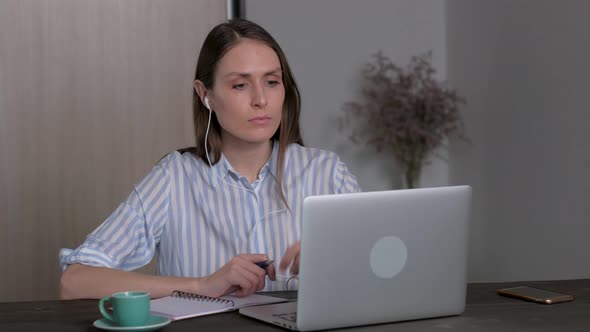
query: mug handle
[{"left": 99, "top": 296, "right": 116, "bottom": 322}]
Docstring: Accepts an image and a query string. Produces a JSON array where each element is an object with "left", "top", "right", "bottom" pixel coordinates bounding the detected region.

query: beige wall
[{"left": 0, "top": 0, "right": 225, "bottom": 301}]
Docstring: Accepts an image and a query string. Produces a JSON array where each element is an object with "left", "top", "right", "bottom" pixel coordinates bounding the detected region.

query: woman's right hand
[{"left": 201, "top": 254, "right": 276, "bottom": 298}]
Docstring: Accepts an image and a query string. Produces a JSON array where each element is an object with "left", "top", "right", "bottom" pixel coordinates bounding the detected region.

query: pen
[{"left": 255, "top": 259, "right": 274, "bottom": 269}]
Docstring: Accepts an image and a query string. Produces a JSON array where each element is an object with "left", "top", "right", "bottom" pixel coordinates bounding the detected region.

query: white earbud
[{"left": 204, "top": 96, "right": 211, "bottom": 110}]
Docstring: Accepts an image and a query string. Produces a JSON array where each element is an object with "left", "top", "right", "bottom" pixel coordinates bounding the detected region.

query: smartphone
[{"left": 497, "top": 286, "right": 574, "bottom": 304}]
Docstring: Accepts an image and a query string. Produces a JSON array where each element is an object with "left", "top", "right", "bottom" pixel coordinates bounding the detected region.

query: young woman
[{"left": 59, "top": 19, "right": 360, "bottom": 300}]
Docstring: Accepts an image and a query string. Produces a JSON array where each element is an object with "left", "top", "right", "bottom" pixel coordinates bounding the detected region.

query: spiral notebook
[{"left": 150, "top": 290, "right": 287, "bottom": 321}]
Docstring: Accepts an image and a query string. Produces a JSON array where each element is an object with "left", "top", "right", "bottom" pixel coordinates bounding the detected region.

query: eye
[
  {"left": 266, "top": 80, "right": 280, "bottom": 87},
  {"left": 232, "top": 83, "right": 247, "bottom": 90}
]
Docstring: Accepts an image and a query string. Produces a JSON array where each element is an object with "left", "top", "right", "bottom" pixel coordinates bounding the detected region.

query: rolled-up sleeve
[{"left": 59, "top": 154, "right": 173, "bottom": 271}]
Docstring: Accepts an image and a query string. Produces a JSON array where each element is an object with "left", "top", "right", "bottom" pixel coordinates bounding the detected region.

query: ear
[{"left": 194, "top": 80, "right": 208, "bottom": 106}]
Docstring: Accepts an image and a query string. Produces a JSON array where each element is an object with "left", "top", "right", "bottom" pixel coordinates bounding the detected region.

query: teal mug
[{"left": 99, "top": 291, "right": 150, "bottom": 326}]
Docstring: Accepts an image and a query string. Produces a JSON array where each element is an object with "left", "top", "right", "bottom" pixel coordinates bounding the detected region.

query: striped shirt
[{"left": 59, "top": 141, "right": 361, "bottom": 291}]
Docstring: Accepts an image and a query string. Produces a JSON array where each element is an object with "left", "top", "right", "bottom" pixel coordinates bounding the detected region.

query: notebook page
[
  {"left": 150, "top": 295, "right": 232, "bottom": 320},
  {"left": 222, "top": 293, "right": 287, "bottom": 308},
  {"left": 150, "top": 292, "right": 287, "bottom": 320}
]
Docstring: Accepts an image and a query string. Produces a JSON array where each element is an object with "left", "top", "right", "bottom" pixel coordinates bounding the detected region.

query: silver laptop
[{"left": 239, "top": 185, "right": 471, "bottom": 331}]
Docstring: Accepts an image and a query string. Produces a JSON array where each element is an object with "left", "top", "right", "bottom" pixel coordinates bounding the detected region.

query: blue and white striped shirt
[{"left": 59, "top": 141, "right": 360, "bottom": 290}]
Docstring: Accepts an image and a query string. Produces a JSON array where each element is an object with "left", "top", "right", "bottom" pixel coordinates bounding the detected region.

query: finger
[
  {"left": 280, "top": 242, "right": 300, "bottom": 271},
  {"left": 248, "top": 266, "right": 267, "bottom": 292},
  {"left": 238, "top": 254, "right": 273, "bottom": 274},
  {"left": 256, "top": 275, "right": 266, "bottom": 292},
  {"left": 233, "top": 288, "right": 250, "bottom": 297},
  {"left": 220, "top": 259, "right": 257, "bottom": 297},
  {"left": 240, "top": 253, "right": 270, "bottom": 264},
  {"left": 221, "top": 285, "right": 239, "bottom": 297},
  {"left": 248, "top": 264, "right": 269, "bottom": 293},
  {"left": 231, "top": 276, "right": 254, "bottom": 297},
  {"left": 237, "top": 256, "right": 271, "bottom": 280},
  {"left": 266, "top": 264, "right": 276, "bottom": 281},
  {"left": 290, "top": 253, "right": 300, "bottom": 275},
  {"left": 234, "top": 267, "right": 261, "bottom": 296},
  {"left": 253, "top": 265, "right": 269, "bottom": 291},
  {"left": 228, "top": 255, "right": 271, "bottom": 296}
]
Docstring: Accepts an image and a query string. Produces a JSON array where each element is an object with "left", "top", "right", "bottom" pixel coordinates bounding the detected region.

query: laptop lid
[
  {"left": 295, "top": 186, "right": 471, "bottom": 331},
  {"left": 239, "top": 186, "right": 471, "bottom": 331}
]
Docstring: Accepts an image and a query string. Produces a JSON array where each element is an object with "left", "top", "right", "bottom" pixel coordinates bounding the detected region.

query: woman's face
[{"left": 209, "top": 38, "right": 285, "bottom": 147}]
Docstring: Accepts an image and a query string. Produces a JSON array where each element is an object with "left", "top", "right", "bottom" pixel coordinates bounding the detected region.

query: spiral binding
[{"left": 171, "top": 290, "right": 235, "bottom": 307}]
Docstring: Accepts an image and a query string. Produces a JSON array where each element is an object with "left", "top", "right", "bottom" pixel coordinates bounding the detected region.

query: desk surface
[{"left": 1, "top": 279, "right": 589, "bottom": 332}]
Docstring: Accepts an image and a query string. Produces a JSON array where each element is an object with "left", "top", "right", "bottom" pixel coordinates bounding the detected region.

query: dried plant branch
[{"left": 341, "top": 51, "right": 467, "bottom": 188}]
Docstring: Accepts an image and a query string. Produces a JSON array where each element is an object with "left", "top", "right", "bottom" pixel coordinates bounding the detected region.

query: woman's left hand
[{"left": 279, "top": 241, "right": 301, "bottom": 275}]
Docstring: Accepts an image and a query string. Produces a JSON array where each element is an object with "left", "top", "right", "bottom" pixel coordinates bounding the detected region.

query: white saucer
[{"left": 93, "top": 315, "right": 171, "bottom": 331}]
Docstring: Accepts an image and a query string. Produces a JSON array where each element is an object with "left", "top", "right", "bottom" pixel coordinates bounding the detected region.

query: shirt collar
[
  {"left": 262, "top": 140, "right": 280, "bottom": 182},
  {"left": 208, "top": 140, "right": 279, "bottom": 188},
  {"left": 208, "top": 152, "right": 229, "bottom": 188}
]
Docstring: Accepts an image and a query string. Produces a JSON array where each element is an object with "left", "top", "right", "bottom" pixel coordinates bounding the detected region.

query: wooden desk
[{"left": 1, "top": 279, "right": 589, "bottom": 331}]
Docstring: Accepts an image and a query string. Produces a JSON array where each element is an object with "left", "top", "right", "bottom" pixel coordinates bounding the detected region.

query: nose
[{"left": 251, "top": 83, "right": 268, "bottom": 109}]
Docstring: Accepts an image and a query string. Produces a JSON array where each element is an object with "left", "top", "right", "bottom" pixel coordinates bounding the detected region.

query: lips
[{"left": 249, "top": 115, "right": 272, "bottom": 125}]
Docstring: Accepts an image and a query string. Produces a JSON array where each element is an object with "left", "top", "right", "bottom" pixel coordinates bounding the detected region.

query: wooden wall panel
[{"left": 0, "top": 0, "right": 225, "bottom": 301}]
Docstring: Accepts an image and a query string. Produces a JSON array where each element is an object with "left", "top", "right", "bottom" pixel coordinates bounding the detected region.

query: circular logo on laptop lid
[{"left": 370, "top": 236, "right": 407, "bottom": 279}]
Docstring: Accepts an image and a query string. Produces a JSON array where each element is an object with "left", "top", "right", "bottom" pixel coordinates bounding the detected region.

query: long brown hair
[{"left": 189, "top": 19, "right": 303, "bottom": 205}]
